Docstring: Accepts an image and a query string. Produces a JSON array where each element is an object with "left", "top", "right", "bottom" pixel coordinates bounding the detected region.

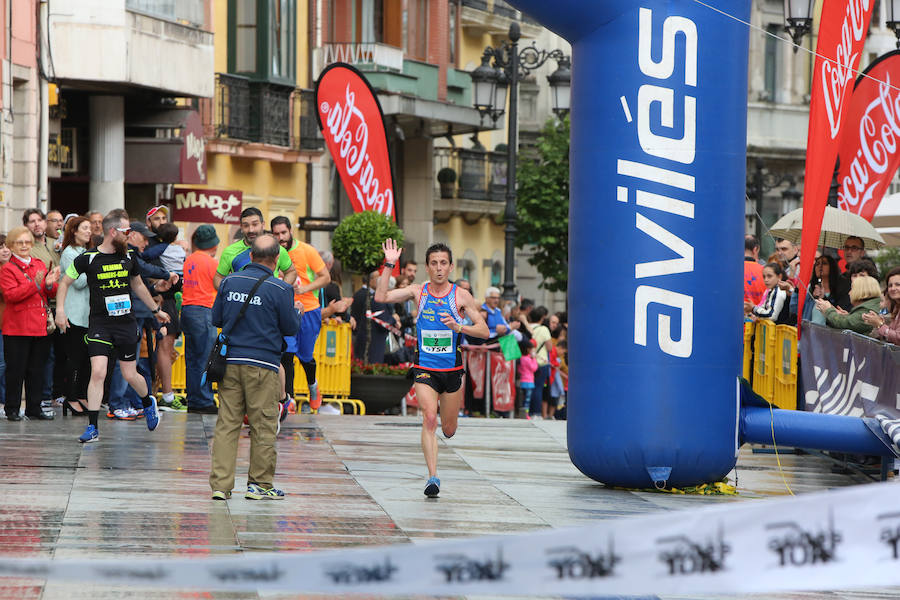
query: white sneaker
[{"left": 319, "top": 404, "right": 340, "bottom": 415}]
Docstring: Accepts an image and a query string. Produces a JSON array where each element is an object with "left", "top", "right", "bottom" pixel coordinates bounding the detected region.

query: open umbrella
[
  {"left": 768, "top": 205, "right": 885, "bottom": 250},
  {"left": 872, "top": 192, "right": 900, "bottom": 247}
]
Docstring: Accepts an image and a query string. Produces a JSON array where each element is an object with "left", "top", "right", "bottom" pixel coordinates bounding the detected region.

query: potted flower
[
  {"left": 350, "top": 359, "right": 412, "bottom": 415},
  {"left": 437, "top": 167, "right": 457, "bottom": 199}
]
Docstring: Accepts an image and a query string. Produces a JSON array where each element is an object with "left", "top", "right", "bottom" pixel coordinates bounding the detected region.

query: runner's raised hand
[{"left": 382, "top": 238, "right": 402, "bottom": 264}]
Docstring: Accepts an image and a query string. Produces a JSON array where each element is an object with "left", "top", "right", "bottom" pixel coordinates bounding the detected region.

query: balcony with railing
[
  {"left": 199, "top": 73, "right": 324, "bottom": 156},
  {"left": 433, "top": 147, "right": 507, "bottom": 217},
  {"left": 126, "top": 0, "right": 205, "bottom": 28},
  {"left": 460, "top": 0, "right": 542, "bottom": 37}
]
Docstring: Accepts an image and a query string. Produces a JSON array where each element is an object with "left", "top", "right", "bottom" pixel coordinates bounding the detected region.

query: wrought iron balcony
[
  {"left": 434, "top": 147, "right": 507, "bottom": 202},
  {"left": 293, "top": 89, "right": 324, "bottom": 151},
  {"left": 206, "top": 74, "right": 323, "bottom": 152},
  {"left": 250, "top": 81, "right": 293, "bottom": 147},
  {"left": 215, "top": 73, "right": 251, "bottom": 140}
]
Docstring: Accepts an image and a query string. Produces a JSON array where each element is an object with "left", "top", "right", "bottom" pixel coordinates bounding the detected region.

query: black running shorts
[
  {"left": 86, "top": 320, "right": 141, "bottom": 361},
  {"left": 411, "top": 367, "right": 464, "bottom": 395}
]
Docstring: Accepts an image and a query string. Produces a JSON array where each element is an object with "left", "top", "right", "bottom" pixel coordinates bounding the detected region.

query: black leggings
[
  {"left": 4, "top": 335, "right": 51, "bottom": 417},
  {"left": 63, "top": 326, "right": 91, "bottom": 402},
  {"left": 280, "top": 353, "right": 316, "bottom": 398}
]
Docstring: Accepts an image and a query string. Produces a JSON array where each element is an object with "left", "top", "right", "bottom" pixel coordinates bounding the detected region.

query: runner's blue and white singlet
[{"left": 415, "top": 283, "right": 463, "bottom": 371}]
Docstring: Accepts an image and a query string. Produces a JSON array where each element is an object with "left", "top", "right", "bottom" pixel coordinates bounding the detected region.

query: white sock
[{"left": 163, "top": 392, "right": 175, "bottom": 403}]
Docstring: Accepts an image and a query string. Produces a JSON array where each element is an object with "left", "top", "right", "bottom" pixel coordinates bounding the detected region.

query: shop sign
[{"left": 172, "top": 188, "right": 242, "bottom": 224}]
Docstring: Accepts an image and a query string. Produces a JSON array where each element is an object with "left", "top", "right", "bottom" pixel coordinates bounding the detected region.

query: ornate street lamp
[
  {"left": 470, "top": 22, "right": 572, "bottom": 301},
  {"left": 887, "top": 0, "right": 900, "bottom": 48},
  {"left": 471, "top": 55, "right": 499, "bottom": 114},
  {"left": 547, "top": 57, "right": 571, "bottom": 116},
  {"left": 783, "top": 0, "right": 814, "bottom": 50}
]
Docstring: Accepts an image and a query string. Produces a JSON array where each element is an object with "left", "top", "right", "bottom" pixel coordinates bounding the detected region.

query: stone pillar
[
  {"left": 89, "top": 96, "right": 125, "bottom": 214},
  {"left": 400, "top": 137, "right": 434, "bottom": 260}
]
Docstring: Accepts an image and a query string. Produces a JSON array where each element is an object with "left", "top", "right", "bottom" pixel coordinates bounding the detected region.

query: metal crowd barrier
[
  {"left": 169, "top": 322, "right": 364, "bottom": 415},
  {"left": 745, "top": 320, "right": 798, "bottom": 410}
]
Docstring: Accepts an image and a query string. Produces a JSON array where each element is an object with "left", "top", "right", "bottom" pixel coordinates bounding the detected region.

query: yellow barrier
[
  {"left": 742, "top": 321, "right": 754, "bottom": 381},
  {"left": 772, "top": 324, "right": 798, "bottom": 410},
  {"left": 752, "top": 319, "right": 777, "bottom": 403}
]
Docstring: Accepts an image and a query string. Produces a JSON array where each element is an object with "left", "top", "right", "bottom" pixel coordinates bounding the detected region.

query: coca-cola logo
[
  {"left": 320, "top": 83, "right": 394, "bottom": 217},
  {"left": 822, "top": 0, "right": 871, "bottom": 139},
  {"left": 839, "top": 73, "right": 900, "bottom": 215}
]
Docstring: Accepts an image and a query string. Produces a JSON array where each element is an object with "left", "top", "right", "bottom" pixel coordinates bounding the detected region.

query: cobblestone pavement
[{"left": 0, "top": 411, "right": 894, "bottom": 599}]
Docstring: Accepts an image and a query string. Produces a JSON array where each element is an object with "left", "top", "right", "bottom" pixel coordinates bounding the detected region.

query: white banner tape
[{"left": 1, "top": 481, "right": 899, "bottom": 594}]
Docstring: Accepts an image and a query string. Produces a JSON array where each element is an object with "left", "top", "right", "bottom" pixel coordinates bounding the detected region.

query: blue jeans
[
  {"left": 181, "top": 305, "right": 216, "bottom": 408},
  {"left": 531, "top": 364, "right": 551, "bottom": 416}
]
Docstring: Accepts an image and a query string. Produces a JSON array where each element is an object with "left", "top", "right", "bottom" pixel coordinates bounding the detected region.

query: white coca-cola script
[
  {"left": 822, "top": 0, "right": 871, "bottom": 139},
  {"left": 839, "top": 74, "right": 900, "bottom": 214},
  {"left": 321, "top": 84, "right": 393, "bottom": 217}
]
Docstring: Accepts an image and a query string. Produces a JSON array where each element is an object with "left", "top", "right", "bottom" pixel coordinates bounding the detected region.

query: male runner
[
  {"left": 215, "top": 207, "right": 297, "bottom": 421},
  {"left": 374, "top": 239, "right": 488, "bottom": 497},
  {"left": 55, "top": 210, "right": 171, "bottom": 443},
  {"left": 214, "top": 207, "right": 297, "bottom": 289},
  {"left": 271, "top": 216, "right": 330, "bottom": 410}
]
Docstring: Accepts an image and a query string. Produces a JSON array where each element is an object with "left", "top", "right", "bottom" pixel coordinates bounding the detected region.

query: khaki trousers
[{"left": 209, "top": 364, "right": 280, "bottom": 493}]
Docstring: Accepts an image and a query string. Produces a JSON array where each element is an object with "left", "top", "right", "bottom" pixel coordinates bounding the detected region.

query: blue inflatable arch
[{"left": 508, "top": 0, "right": 749, "bottom": 488}]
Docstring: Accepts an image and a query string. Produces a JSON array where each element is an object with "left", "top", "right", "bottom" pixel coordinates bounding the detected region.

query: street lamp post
[
  {"left": 746, "top": 158, "right": 801, "bottom": 247},
  {"left": 471, "top": 22, "right": 571, "bottom": 302}
]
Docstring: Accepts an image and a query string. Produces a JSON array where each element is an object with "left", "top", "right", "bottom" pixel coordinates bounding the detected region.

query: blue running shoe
[
  {"left": 424, "top": 476, "right": 440, "bottom": 498},
  {"left": 144, "top": 397, "right": 160, "bottom": 431},
  {"left": 78, "top": 424, "right": 98, "bottom": 443},
  {"left": 245, "top": 483, "right": 285, "bottom": 500}
]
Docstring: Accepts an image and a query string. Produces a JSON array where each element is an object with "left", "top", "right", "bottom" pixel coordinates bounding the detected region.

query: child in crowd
[
  {"left": 745, "top": 262, "right": 791, "bottom": 325},
  {"left": 156, "top": 223, "right": 186, "bottom": 278},
  {"left": 518, "top": 339, "right": 538, "bottom": 420}
]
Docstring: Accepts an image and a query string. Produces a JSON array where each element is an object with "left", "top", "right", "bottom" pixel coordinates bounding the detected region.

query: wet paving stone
[{"left": 0, "top": 410, "right": 896, "bottom": 599}]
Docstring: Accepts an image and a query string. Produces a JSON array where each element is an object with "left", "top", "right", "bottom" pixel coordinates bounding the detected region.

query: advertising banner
[
  {"left": 800, "top": 322, "right": 900, "bottom": 418},
  {"left": 490, "top": 353, "right": 516, "bottom": 412},
  {"left": 797, "top": 1, "right": 874, "bottom": 324},
  {"left": 172, "top": 188, "right": 242, "bottom": 224},
  {"left": 315, "top": 63, "right": 395, "bottom": 220},
  {"left": 837, "top": 51, "right": 900, "bottom": 220},
  {"left": 467, "top": 350, "right": 486, "bottom": 400}
]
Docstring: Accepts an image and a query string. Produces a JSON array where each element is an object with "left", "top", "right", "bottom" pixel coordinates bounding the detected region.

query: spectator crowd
[
  {"left": 743, "top": 234, "right": 900, "bottom": 344},
  {"left": 0, "top": 207, "right": 569, "bottom": 427}
]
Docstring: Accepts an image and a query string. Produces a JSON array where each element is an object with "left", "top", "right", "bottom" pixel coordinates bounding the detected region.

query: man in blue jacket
[{"left": 209, "top": 234, "right": 299, "bottom": 501}]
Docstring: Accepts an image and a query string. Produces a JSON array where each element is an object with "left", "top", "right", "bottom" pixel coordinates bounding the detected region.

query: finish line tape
[{"left": 1, "top": 481, "right": 899, "bottom": 595}]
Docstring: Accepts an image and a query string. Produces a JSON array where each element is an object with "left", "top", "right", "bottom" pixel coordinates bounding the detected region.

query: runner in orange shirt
[{"left": 271, "top": 217, "right": 330, "bottom": 411}]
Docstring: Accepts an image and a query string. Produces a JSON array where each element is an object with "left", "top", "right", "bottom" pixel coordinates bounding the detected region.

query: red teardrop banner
[
  {"left": 797, "top": 0, "right": 874, "bottom": 327},
  {"left": 315, "top": 63, "right": 395, "bottom": 221},
  {"left": 836, "top": 50, "right": 900, "bottom": 222}
]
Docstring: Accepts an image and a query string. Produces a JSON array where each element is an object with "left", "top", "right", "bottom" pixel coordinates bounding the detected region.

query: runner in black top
[{"left": 55, "top": 210, "right": 171, "bottom": 443}]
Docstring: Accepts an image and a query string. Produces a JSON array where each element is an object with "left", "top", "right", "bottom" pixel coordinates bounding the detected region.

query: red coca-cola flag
[
  {"left": 467, "top": 350, "right": 487, "bottom": 400},
  {"left": 836, "top": 50, "right": 900, "bottom": 221},
  {"left": 490, "top": 353, "right": 515, "bottom": 413},
  {"left": 797, "top": 0, "right": 874, "bottom": 327},
  {"left": 315, "top": 63, "right": 395, "bottom": 220}
]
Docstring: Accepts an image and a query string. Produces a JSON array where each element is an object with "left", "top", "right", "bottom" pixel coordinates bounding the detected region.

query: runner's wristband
[
  {"left": 152, "top": 307, "right": 160, "bottom": 314},
  {"left": 384, "top": 262, "right": 395, "bottom": 269}
]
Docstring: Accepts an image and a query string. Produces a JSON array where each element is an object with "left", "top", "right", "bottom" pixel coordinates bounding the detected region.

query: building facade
[{"left": 47, "top": 0, "right": 214, "bottom": 220}]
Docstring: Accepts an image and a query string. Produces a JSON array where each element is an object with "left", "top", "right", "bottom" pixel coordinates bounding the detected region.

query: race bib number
[
  {"left": 105, "top": 294, "right": 132, "bottom": 316},
  {"left": 422, "top": 330, "right": 452, "bottom": 354}
]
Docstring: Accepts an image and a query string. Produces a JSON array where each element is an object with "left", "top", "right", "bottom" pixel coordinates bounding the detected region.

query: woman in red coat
[{"left": 0, "top": 226, "right": 60, "bottom": 421}]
